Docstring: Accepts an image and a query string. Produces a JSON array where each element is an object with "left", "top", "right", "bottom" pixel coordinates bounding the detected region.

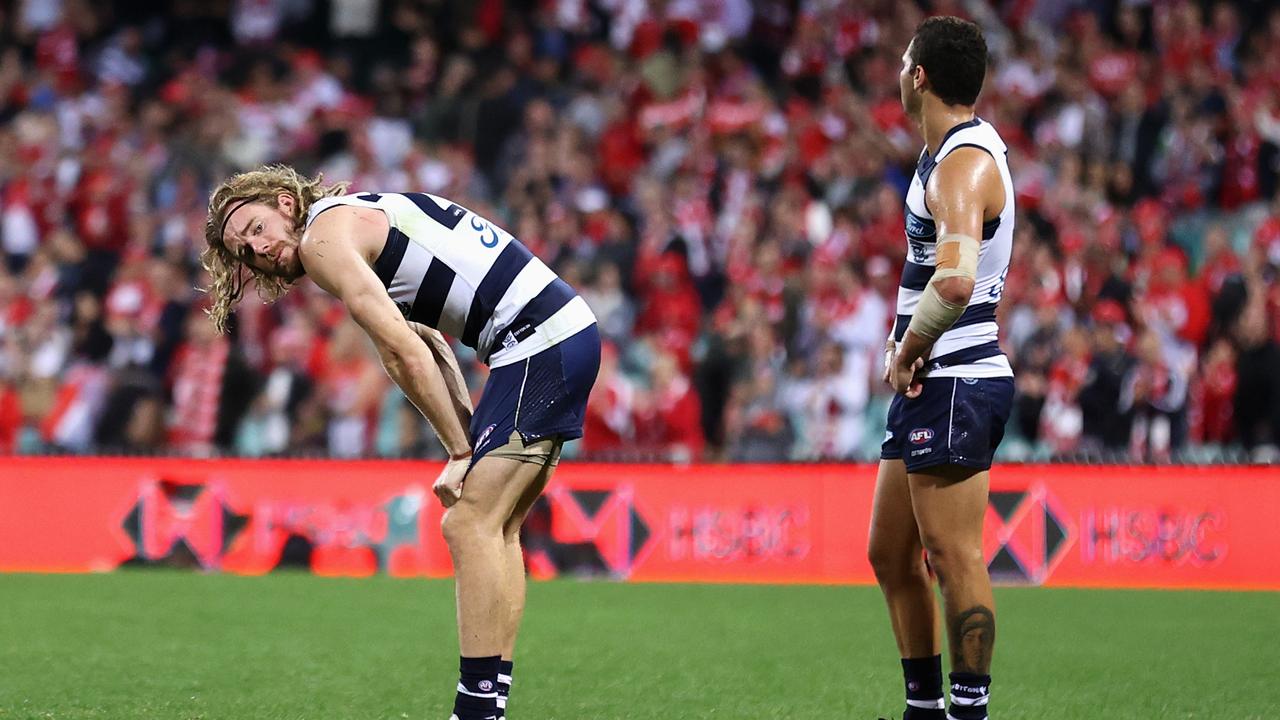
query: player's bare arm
[
  {"left": 409, "top": 322, "right": 474, "bottom": 433},
  {"left": 202, "top": 166, "right": 601, "bottom": 720},
  {"left": 300, "top": 207, "right": 473, "bottom": 505},
  {"left": 889, "top": 147, "right": 1004, "bottom": 398}
]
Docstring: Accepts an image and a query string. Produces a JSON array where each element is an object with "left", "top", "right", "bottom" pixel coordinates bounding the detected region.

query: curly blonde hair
[{"left": 201, "top": 164, "right": 348, "bottom": 333}]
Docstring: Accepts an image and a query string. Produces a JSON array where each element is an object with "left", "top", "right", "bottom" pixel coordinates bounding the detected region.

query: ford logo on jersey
[
  {"left": 909, "top": 428, "right": 934, "bottom": 445},
  {"left": 905, "top": 211, "right": 935, "bottom": 239}
]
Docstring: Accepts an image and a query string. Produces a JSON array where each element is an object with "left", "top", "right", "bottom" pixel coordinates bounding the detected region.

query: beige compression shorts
[{"left": 480, "top": 430, "right": 563, "bottom": 468}]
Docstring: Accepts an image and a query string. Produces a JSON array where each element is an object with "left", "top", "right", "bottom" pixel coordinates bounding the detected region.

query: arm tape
[
  {"left": 934, "top": 232, "right": 979, "bottom": 280},
  {"left": 907, "top": 232, "right": 979, "bottom": 340},
  {"left": 907, "top": 282, "right": 967, "bottom": 340}
]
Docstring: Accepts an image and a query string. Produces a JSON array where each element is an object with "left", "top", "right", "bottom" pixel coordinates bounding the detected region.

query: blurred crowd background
[{"left": 1, "top": 0, "right": 1279, "bottom": 463}]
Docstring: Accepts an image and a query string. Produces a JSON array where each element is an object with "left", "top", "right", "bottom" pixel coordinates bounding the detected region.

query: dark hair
[{"left": 909, "top": 16, "right": 988, "bottom": 106}]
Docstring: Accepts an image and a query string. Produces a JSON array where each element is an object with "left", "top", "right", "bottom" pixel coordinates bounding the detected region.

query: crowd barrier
[{"left": 1, "top": 457, "right": 1276, "bottom": 590}]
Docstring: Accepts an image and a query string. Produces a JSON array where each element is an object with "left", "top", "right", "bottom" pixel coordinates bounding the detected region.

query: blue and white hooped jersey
[
  {"left": 306, "top": 192, "right": 596, "bottom": 368},
  {"left": 895, "top": 118, "right": 1014, "bottom": 379}
]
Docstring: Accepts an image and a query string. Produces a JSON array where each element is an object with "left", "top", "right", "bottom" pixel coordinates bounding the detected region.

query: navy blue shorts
[
  {"left": 469, "top": 324, "right": 601, "bottom": 463},
  {"left": 881, "top": 376, "right": 1014, "bottom": 473}
]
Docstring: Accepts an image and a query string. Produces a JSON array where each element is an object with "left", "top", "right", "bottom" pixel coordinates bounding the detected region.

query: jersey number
[
  {"left": 469, "top": 215, "right": 500, "bottom": 248},
  {"left": 398, "top": 192, "right": 500, "bottom": 247}
]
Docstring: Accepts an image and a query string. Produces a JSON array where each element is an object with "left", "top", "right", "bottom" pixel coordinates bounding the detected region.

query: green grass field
[{"left": 0, "top": 572, "right": 1275, "bottom": 719}]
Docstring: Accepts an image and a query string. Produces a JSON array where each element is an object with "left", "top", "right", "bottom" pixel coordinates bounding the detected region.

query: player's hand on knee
[{"left": 433, "top": 456, "right": 470, "bottom": 508}]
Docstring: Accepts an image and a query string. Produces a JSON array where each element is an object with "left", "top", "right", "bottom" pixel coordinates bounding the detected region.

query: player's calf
[
  {"left": 943, "top": 604, "right": 993, "bottom": 720},
  {"left": 442, "top": 497, "right": 512, "bottom": 719},
  {"left": 931, "top": 562, "right": 994, "bottom": 719},
  {"left": 919, "top": 538, "right": 994, "bottom": 719},
  {"left": 870, "top": 548, "right": 946, "bottom": 719},
  {"left": 923, "top": 546, "right": 995, "bottom": 672}
]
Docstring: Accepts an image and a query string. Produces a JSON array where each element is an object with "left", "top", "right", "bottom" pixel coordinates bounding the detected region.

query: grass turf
[{"left": 0, "top": 572, "right": 1274, "bottom": 719}]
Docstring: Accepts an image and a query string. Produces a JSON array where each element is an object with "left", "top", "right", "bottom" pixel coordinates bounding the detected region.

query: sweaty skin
[{"left": 297, "top": 205, "right": 475, "bottom": 501}]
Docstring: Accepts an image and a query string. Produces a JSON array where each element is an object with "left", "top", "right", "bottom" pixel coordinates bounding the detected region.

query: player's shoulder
[
  {"left": 305, "top": 200, "right": 387, "bottom": 234},
  {"left": 926, "top": 131, "right": 1005, "bottom": 213},
  {"left": 927, "top": 145, "right": 999, "bottom": 193},
  {"left": 932, "top": 120, "right": 1003, "bottom": 174},
  {"left": 301, "top": 201, "right": 388, "bottom": 261}
]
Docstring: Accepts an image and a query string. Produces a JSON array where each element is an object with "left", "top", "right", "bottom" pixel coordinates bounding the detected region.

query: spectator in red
[
  {"left": 1041, "top": 327, "right": 1091, "bottom": 455},
  {"left": 633, "top": 350, "right": 704, "bottom": 462},
  {"left": 315, "top": 318, "right": 386, "bottom": 458},
  {"left": 1193, "top": 337, "right": 1237, "bottom": 445},
  {"left": 68, "top": 164, "right": 131, "bottom": 295},
  {"left": 634, "top": 253, "right": 703, "bottom": 357},
  {"left": 1140, "top": 247, "right": 1210, "bottom": 347},
  {"left": 581, "top": 342, "right": 635, "bottom": 458},
  {"left": 0, "top": 268, "right": 33, "bottom": 336},
  {"left": 167, "top": 307, "right": 258, "bottom": 454}
]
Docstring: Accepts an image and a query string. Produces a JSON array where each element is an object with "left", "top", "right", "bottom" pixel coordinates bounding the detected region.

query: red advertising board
[{"left": 0, "top": 457, "right": 1276, "bottom": 590}]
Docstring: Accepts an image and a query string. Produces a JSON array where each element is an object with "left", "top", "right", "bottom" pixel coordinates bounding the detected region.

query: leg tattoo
[{"left": 948, "top": 605, "right": 995, "bottom": 674}]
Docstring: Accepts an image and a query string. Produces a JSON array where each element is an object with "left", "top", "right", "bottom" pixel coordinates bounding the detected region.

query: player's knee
[
  {"left": 440, "top": 508, "right": 466, "bottom": 549},
  {"left": 868, "top": 538, "right": 925, "bottom": 586},
  {"left": 866, "top": 539, "right": 893, "bottom": 580},
  {"left": 441, "top": 505, "right": 495, "bottom": 549}
]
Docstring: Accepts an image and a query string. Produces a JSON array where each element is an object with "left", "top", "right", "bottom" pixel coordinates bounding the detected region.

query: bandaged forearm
[
  {"left": 908, "top": 282, "right": 967, "bottom": 340},
  {"left": 907, "top": 233, "right": 978, "bottom": 340}
]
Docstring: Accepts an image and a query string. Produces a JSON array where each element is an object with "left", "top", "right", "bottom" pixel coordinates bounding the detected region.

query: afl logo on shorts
[{"left": 909, "top": 428, "right": 934, "bottom": 445}]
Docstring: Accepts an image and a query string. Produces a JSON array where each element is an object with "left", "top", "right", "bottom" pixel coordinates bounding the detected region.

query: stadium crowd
[{"left": 1, "top": 0, "right": 1280, "bottom": 463}]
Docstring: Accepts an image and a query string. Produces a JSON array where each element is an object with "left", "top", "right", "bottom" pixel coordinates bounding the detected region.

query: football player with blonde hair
[{"left": 204, "top": 165, "right": 600, "bottom": 720}]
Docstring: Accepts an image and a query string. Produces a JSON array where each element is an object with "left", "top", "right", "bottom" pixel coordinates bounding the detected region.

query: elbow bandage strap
[
  {"left": 908, "top": 283, "right": 967, "bottom": 340},
  {"left": 907, "top": 233, "right": 979, "bottom": 341}
]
